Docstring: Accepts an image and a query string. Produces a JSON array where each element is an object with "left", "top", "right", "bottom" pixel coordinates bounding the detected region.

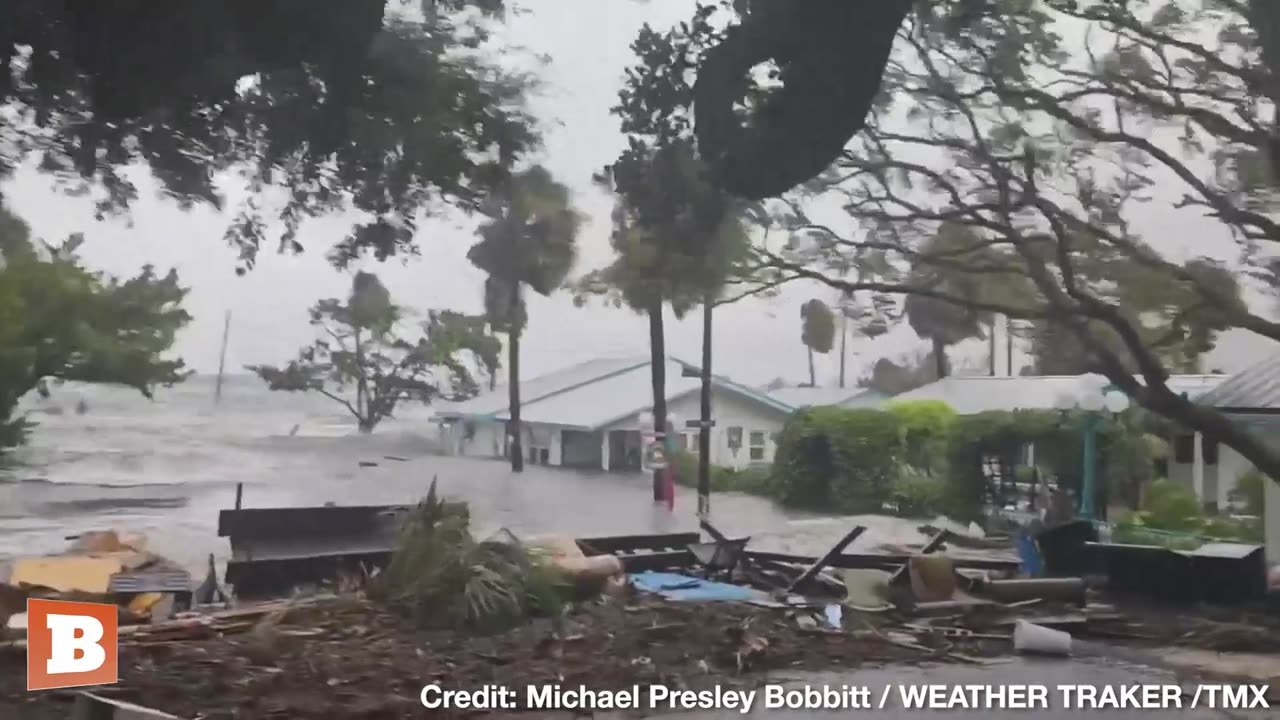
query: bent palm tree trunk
[
  {"left": 648, "top": 302, "right": 666, "bottom": 502},
  {"left": 508, "top": 329, "right": 523, "bottom": 472}
]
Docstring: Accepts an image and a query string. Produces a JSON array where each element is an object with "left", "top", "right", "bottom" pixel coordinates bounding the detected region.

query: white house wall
[{"left": 660, "top": 387, "right": 789, "bottom": 470}]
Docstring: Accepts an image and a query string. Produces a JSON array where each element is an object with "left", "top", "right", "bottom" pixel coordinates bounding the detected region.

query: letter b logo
[{"left": 27, "top": 598, "right": 118, "bottom": 691}]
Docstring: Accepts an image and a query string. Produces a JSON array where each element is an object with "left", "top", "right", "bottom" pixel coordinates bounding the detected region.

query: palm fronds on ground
[{"left": 371, "top": 479, "right": 566, "bottom": 633}]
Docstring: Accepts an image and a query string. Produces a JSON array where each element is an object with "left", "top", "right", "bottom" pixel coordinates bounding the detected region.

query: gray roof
[
  {"left": 1196, "top": 353, "right": 1280, "bottom": 410},
  {"left": 442, "top": 356, "right": 793, "bottom": 430},
  {"left": 434, "top": 356, "right": 648, "bottom": 419},
  {"left": 894, "top": 374, "right": 1227, "bottom": 415},
  {"left": 765, "top": 386, "right": 887, "bottom": 409},
  {"left": 893, "top": 376, "right": 1088, "bottom": 414}
]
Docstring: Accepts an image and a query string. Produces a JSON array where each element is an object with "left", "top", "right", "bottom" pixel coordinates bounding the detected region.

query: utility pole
[
  {"left": 214, "top": 310, "right": 231, "bottom": 405},
  {"left": 697, "top": 297, "right": 713, "bottom": 518}
]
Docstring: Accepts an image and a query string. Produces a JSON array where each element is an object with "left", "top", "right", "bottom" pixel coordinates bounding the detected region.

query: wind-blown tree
[
  {"left": 836, "top": 291, "right": 894, "bottom": 388},
  {"left": 468, "top": 165, "right": 581, "bottom": 472},
  {"left": 0, "top": 206, "right": 191, "bottom": 452},
  {"left": 581, "top": 7, "right": 761, "bottom": 500},
  {"left": 250, "top": 272, "right": 496, "bottom": 433},
  {"left": 0, "top": 1, "right": 537, "bottom": 271},
  {"left": 691, "top": 1, "right": 1280, "bottom": 200},
  {"left": 799, "top": 299, "right": 835, "bottom": 386},
  {"left": 902, "top": 225, "right": 990, "bottom": 379},
  {"left": 764, "top": 4, "right": 1280, "bottom": 481}
]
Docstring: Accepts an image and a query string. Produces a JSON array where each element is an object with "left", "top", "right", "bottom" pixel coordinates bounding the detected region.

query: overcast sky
[{"left": 1, "top": 0, "right": 1274, "bottom": 387}]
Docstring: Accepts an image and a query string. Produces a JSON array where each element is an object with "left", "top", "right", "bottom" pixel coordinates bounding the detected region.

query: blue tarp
[{"left": 630, "top": 571, "right": 765, "bottom": 602}]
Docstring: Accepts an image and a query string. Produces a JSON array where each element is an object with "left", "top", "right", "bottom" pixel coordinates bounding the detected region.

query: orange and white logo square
[{"left": 26, "top": 598, "right": 119, "bottom": 691}]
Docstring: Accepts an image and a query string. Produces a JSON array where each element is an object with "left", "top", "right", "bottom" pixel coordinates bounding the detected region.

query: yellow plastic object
[
  {"left": 10, "top": 555, "right": 126, "bottom": 594},
  {"left": 127, "top": 592, "right": 165, "bottom": 616},
  {"left": 907, "top": 555, "right": 958, "bottom": 603}
]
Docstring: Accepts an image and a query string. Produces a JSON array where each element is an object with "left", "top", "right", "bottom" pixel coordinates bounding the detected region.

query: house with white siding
[
  {"left": 1178, "top": 354, "right": 1280, "bottom": 563},
  {"left": 433, "top": 356, "right": 796, "bottom": 471}
]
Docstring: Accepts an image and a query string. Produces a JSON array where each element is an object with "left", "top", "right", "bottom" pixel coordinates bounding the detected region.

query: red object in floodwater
[{"left": 664, "top": 467, "right": 675, "bottom": 511}]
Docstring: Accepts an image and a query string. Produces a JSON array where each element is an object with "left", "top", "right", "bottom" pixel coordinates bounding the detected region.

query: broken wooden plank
[
  {"left": 73, "top": 692, "right": 180, "bottom": 720},
  {"left": 744, "top": 549, "right": 1017, "bottom": 572},
  {"left": 576, "top": 532, "right": 701, "bottom": 555},
  {"left": 784, "top": 525, "right": 866, "bottom": 593},
  {"left": 889, "top": 529, "right": 950, "bottom": 586}
]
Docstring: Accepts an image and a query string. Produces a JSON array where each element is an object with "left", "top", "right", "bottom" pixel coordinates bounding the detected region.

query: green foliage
[
  {"left": 1230, "top": 470, "right": 1266, "bottom": 516},
  {"left": 579, "top": 6, "right": 755, "bottom": 317},
  {"left": 469, "top": 165, "right": 582, "bottom": 333},
  {"left": 0, "top": 2, "right": 538, "bottom": 270},
  {"left": 0, "top": 206, "right": 191, "bottom": 454},
  {"left": 861, "top": 350, "right": 943, "bottom": 395},
  {"left": 1111, "top": 476, "right": 1264, "bottom": 547},
  {"left": 373, "top": 480, "right": 565, "bottom": 633},
  {"left": 800, "top": 299, "right": 836, "bottom": 354},
  {"left": 770, "top": 407, "right": 903, "bottom": 513},
  {"left": 1140, "top": 478, "right": 1204, "bottom": 533},
  {"left": 902, "top": 225, "right": 992, "bottom": 377},
  {"left": 889, "top": 465, "right": 948, "bottom": 518},
  {"left": 671, "top": 450, "right": 772, "bottom": 495},
  {"left": 887, "top": 400, "right": 957, "bottom": 473},
  {"left": 249, "top": 272, "right": 495, "bottom": 432}
]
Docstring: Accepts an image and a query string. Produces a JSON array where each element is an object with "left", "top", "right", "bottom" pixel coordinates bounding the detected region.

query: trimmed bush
[
  {"left": 887, "top": 400, "right": 957, "bottom": 475},
  {"left": 671, "top": 451, "right": 773, "bottom": 496},
  {"left": 1230, "top": 470, "right": 1266, "bottom": 516},
  {"left": 771, "top": 407, "right": 902, "bottom": 513}
]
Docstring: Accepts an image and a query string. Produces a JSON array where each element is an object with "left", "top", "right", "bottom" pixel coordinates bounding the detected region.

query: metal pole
[
  {"left": 214, "top": 310, "right": 231, "bottom": 405},
  {"left": 1080, "top": 412, "right": 1100, "bottom": 520},
  {"left": 697, "top": 299, "right": 713, "bottom": 518}
]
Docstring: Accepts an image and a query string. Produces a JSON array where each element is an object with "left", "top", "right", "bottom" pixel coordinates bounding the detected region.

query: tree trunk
[
  {"left": 838, "top": 317, "right": 847, "bottom": 388},
  {"left": 807, "top": 346, "right": 815, "bottom": 387},
  {"left": 989, "top": 323, "right": 997, "bottom": 376},
  {"left": 1006, "top": 317, "right": 1014, "bottom": 377},
  {"left": 508, "top": 329, "right": 523, "bottom": 472},
  {"left": 698, "top": 297, "right": 713, "bottom": 517},
  {"left": 648, "top": 302, "right": 666, "bottom": 502},
  {"left": 932, "top": 337, "right": 949, "bottom": 378}
]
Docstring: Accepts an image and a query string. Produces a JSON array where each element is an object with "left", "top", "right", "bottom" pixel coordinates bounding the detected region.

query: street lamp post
[
  {"left": 1055, "top": 375, "right": 1131, "bottom": 521},
  {"left": 638, "top": 410, "right": 679, "bottom": 511}
]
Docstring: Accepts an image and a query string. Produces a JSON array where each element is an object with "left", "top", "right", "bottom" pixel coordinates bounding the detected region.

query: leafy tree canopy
[
  {"left": 468, "top": 165, "right": 582, "bottom": 333},
  {"left": 800, "top": 298, "right": 835, "bottom": 354},
  {"left": 763, "top": 1, "right": 1280, "bottom": 481},
  {"left": 249, "top": 271, "right": 497, "bottom": 432},
  {"left": 1, "top": 0, "right": 536, "bottom": 271},
  {"left": 0, "top": 205, "right": 190, "bottom": 451}
]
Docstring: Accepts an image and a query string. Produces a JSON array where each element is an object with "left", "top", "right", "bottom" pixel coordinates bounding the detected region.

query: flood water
[{"left": 0, "top": 375, "right": 955, "bottom": 573}]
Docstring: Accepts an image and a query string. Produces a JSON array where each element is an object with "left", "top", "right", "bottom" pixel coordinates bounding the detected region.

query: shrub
[
  {"left": 1230, "top": 470, "right": 1266, "bottom": 516},
  {"left": 771, "top": 407, "right": 902, "bottom": 513},
  {"left": 887, "top": 400, "right": 957, "bottom": 474},
  {"left": 373, "top": 480, "right": 565, "bottom": 633},
  {"left": 889, "top": 465, "right": 946, "bottom": 518},
  {"left": 671, "top": 451, "right": 775, "bottom": 497},
  {"left": 1141, "top": 478, "right": 1203, "bottom": 532}
]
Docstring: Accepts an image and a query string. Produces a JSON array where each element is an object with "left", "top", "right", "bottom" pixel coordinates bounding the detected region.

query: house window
[
  {"left": 1172, "top": 434, "right": 1217, "bottom": 465},
  {"left": 749, "top": 431, "right": 766, "bottom": 461},
  {"left": 1203, "top": 438, "right": 1219, "bottom": 465},
  {"left": 684, "top": 433, "right": 699, "bottom": 452},
  {"left": 1173, "top": 435, "right": 1194, "bottom": 464},
  {"left": 727, "top": 426, "right": 743, "bottom": 452}
]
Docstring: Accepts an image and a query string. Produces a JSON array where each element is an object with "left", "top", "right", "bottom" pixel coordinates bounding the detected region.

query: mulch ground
[{"left": 1, "top": 596, "right": 1003, "bottom": 720}]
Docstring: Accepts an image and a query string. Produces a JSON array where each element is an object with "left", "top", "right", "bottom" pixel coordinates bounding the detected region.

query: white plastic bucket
[{"left": 1013, "top": 620, "right": 1072, "bottom": 656}]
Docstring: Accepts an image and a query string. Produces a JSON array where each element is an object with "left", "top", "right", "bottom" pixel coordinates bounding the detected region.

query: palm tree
[
  {"left": 800, "top": 299, "right": 835, "bottom": 386},
  {"left": 903, "top": 224, "right": 987, "bottom": 378},
  {"left": 468, "top": 166, "right": 581, "bottom": 472}
]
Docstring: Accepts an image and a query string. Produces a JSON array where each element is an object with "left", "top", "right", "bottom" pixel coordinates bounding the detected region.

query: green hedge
[
  {"left": 670, "top": 451, "right": 772, "bottom": 495},
  {"left": 770, "top": 407, "right": 903, "bottom": 513},
  {"left": 767, "top": 403, "right": 1153, "bottom": 521}
]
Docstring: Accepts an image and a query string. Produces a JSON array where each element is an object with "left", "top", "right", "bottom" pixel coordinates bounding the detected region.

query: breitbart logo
[{"left": 26, "top": 598, "right": 118, "bottom": 691}]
